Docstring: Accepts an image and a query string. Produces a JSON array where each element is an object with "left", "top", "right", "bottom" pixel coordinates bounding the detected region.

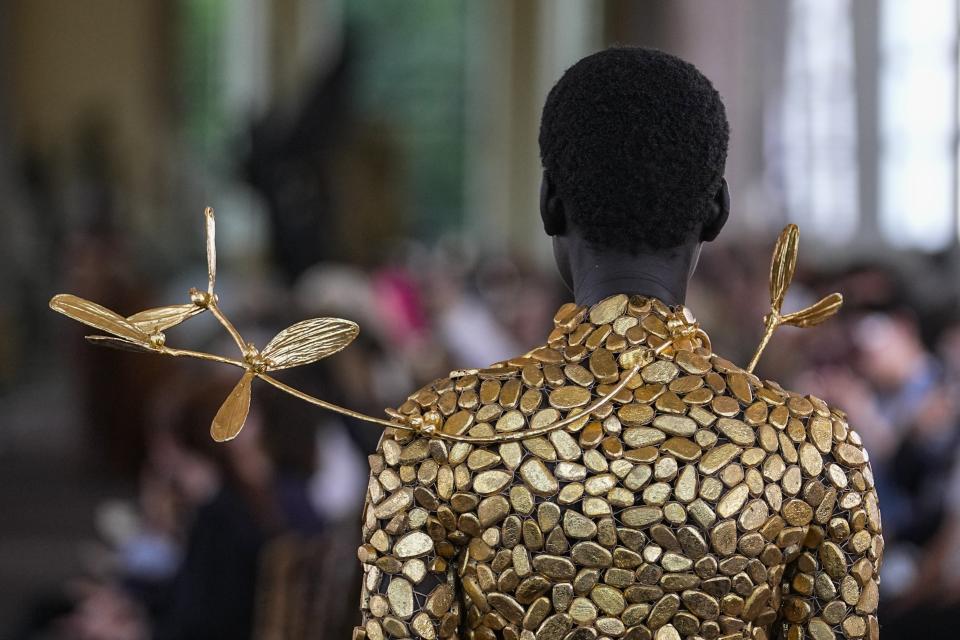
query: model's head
[{"left": 539, "top": 47, "right": 730, "bottom": 270}]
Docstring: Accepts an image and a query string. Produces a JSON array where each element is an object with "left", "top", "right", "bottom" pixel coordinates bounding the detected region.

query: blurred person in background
[{"left": 41, "top": 373, "right": 347, "bottom": 640}]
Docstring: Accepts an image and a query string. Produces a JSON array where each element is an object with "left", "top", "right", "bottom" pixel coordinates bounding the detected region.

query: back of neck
[{"left": 570, "top": 242, "right": 696, "bottom": 308}]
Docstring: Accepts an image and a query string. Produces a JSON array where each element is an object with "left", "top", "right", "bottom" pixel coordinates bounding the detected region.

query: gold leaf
[
  {"left": 211, "top": 371, "right": 253, "bottom": 442},
  {"left": 261, "top": 317, "right": 359, "bottom": 370},
  {"left": 50, "top": 294, "right": 149, "bottom": 346},
  {"left": 782, "top": 293, "right": 843, "bottom": 328},
  {"left": 127, "top": 304, "right": 203, "bottom": 333},
  {"left": 205, "top": 207, "right": 216, "bottom": 294},
  {"left": 85, "top": 335, "right": 155, "bottom": 354},
  {"left": 769, "top": 224, "right": 800, "bottom": 311}
]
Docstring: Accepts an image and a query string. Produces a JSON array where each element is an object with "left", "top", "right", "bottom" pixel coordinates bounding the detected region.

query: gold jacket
[{"left": 355, "top": 294, "right": 882, "bottom": 640}]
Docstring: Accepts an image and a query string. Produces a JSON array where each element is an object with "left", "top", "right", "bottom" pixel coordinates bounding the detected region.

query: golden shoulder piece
[{"left": 49, "top": 210, "right": 839, "bottom": 443}]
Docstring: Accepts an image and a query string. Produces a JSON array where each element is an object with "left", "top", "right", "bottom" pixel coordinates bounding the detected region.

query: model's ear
[
  {"left": 701, "top": 178, "right": 729, "bottom": 242},
  {"left": 540, "top": 171, "right": 567, "bottom": 236}
]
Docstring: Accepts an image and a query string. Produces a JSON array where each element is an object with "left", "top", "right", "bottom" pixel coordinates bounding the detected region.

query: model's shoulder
[{"left": 717, "top": 360, "right": 872, "bottom": 472}]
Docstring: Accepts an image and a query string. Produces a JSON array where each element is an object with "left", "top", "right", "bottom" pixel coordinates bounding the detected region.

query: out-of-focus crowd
[
  {"left": 11, "top": 219, "right": 960, "bottom": 639},
  {"left": 4, "top": 26, "right": 960, "bottom": 638}
]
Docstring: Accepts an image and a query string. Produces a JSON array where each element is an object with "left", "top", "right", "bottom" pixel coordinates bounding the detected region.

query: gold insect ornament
[
  {"left": 50, "top": 210, "right": 839, "bottom": 444},
  {"left": 746, "top": 223, "right": 843, "bottom": 373}
]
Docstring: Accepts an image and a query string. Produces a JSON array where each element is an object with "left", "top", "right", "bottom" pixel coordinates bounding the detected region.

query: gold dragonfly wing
[
  {"left": 85, "top": 335, "right": 155, "bottom": 354},
  {"left": 50, "top": 294, "right": 150, "bottom": 346},
  {"left": 782, "top": 292, "right": 843, "bottom": 328},
  {"left": 127, "top": 304, "right": 204, "bottom": 333},
  {"left": 260, "top": 317, "right": 359, "bottom": 371},
  {"left": 205, "top": 207, "right": 216, "bottom": 294},
  {"left": 769, "top": 224, "right": 799, "bottom": 311},
  {"left": 211, "top": 371, "right": 253, "bottom": 442}
]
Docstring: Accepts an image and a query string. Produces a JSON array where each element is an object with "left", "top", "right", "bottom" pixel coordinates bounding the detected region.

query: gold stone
[
  {"left": 530, "top": 408, "right": 561, "bottom": 430},
  {"left": 782, "top": 466, "right": 803, "bottom": 495},
  {"left": 496, "top": 410, "right": 526, "bottom": 432},
  {"left": 857, "top": 579, "right": 879, "bottom": 614},
  {"left": 410, "top": 613, "right": 434, "bottom": 639},
  {"left": 642, "top": 482, "right": 672, "bottom": 506},
  {"left": 589, "top": 347, "right": 619, "bottom": 383},
  {"left": 727, "top": 373, "right": 753, "bottom": 403},
  {"left": 474, "top": 469, "right": 513, "bottom": 495},
  {"left": 682, "top": 589, "right": 720, "bottom": 619},
  {"left": 688, "top": 499, "right": 717, "bottom": 528},
  {"left": 743, "top": 400, "right": 768, "bottom": 425},
  {"left": 716, "top": 483, "right": 749, "bottom": 518},
  {"left": 661, "top": 551, "right": 693, "bottom": 572},
  {"left": 654, "top": 624, "right": 681, "bottom": 640},
  {"left": 564, "top": 363, "right": 595, "bottom": 387},
  {"left": 647, "top": 593, "right": 680, "bottom": 628},
  {"left": 683, "top": 387, "right": 713, "bottom": 405},
  {"left": 523, "top": 436, "right": 558, "bottom": 460},
  {"left": 590, "top": 294, "right": 629, "bottom": 324},
  {"left": 652, "top": 414, "right": 696, "bottom": 437},
  {"left": 808, "top": 618, "right": 836, "bottom": 640},
  {"left": 642, "top": 361, "right": 680, "bottom": 384},
  {"left": 625, "top": 464, "right": 653, "bottom": 491},
  {"left": 478, "top": 495, "right": 510, "bottom": 526},
  {"left": 699, "top": 443, "right": 742, "bottom": 475},
  {"left": 655, "top": 390, "right": 687, "bottom": 414},
  {"left": 394, "top": 531, "right": 434, "bottom": 559},
  {"left": 570, "top": 596, "right": 598, "bottom": 624},
  {"left": 387, "top": 577, "right": 414, "bottom": 619},
  {"left": 619, "top": 403, "right": 656, "bottom": 427},
  {"left": 738, "top": 499, "right": 769, "bottom": 531},
  {"left": 488, "top": 592, "right": 524, "bottom": 625},
  {"left": 499, "top": 378, "right": 522, "bottom": 408},
  {"left": 676, "top": 350, "right": 711, "bottom": 375},
  {"left": 533, "top": 554, "right": 577, "bottom": 580},
  {"left": 782, "top": 498, "right": 814, "bottom": 526},
  {"left": 549, "top": 386, "right": 591, "bottom": 410},
  {"left": 820, "top": 541, "right": 847, "bottom": 579},
  {"left": 826, "top": 464, "right": 849, "bottom": 489},
  {"left": 712, "top": 395, "right": 741, "bottom": 417},
  {"left": 661, "top": 437, "right": 702, "bottom": 461},
  {"left": 718, "top": 418, "right": 755, "bottom": 446},
  {"left": 711, "top": 520, "right": 738, "bottom": 556},
  {"left": 799, "top": 443, "right": 824, "bottom": 476},
  {"left": 548, "top": 430, "right": 582, "bottom": 461},
  {"left": 563, "top": 510, "right": 598, "bottom": 539},
  {"left": 374, "top": 488, "right": 414, "bottom": 520},
  {"left": 591, "top": 584, "right": 627, "bottom": 616},
  {"left": 554, "top": 301, "right": 582, "bottom": 327},
  {"left": 468, "top": 449, "right": 502, "bottom": 471},
  {"left": 674, "top": 464, "right": 698, "bottom": 503},
  {"left": 519, "top": 458, "right": 559, "bottom": 496},
  {"left": 580, "top": 421, "right": 605, "bottom": 447},
  {"left": 835, "top": 443, "right": 866, "bottom": 466},
  {"left": 622, "top": 506, "right": 664, "bottom": 528}
]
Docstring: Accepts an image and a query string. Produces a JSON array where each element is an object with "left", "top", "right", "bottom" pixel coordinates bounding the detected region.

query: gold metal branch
[
  {"left": 50, "top": 210, "right": 834, "bottom": 444},
  {"left": 746, "top": 224, "right": 844, "bottom": 373},
  {"left": 49, "top": 208, "right": 650, "bottom": 445}
]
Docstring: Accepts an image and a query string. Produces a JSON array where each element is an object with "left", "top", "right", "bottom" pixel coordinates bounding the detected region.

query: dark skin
[{"left": 540, "top": 171, "right": 730, "bottom": 308}]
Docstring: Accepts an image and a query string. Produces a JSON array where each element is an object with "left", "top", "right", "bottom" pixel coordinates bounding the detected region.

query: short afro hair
[{"left": 539, "top": 47, "right": 729, "bottom": 252}]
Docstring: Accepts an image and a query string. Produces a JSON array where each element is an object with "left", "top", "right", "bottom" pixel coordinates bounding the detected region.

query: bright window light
[{"left": 879, "top": 0, "right": 957, "bottom": 250}]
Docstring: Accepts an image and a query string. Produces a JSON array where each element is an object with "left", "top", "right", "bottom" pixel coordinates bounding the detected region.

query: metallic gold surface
[
  {"left": 356, "top": 289, "right": 881, "bottom": 639},
  {"left": 48, "top": 213, "right": 881, "bottom": 639},
  {"left": 746, "top": 225, "right": 843, "bottom": 373}
]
